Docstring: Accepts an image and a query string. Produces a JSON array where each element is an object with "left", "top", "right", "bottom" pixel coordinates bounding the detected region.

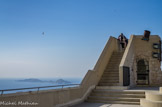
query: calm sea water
[{"left": 0, "top": 78, "right": 82, "bottom": 94}]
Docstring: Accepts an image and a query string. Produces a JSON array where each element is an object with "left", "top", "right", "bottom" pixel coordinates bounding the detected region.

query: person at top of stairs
[{"left": 118, "top": 33, "right": 128, "bottom": 49}]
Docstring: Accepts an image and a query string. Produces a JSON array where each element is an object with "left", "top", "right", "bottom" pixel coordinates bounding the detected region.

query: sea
[{"left": 0, "top": 78, "right": 82, "bottom": 94}]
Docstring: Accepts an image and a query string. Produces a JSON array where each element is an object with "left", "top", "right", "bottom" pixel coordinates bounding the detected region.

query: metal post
[
  {"left": 1, "top": 91, "right": 4, "bottom": 96},
  {"left": 37, "top": 88, "right": 40, "bottom": 93}
]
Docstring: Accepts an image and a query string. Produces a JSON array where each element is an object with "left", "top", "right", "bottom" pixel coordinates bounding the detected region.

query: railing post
[
  {"left": 37, "top": 88, "right": 40, "bottom": 93},
  {"left": 1, "top": 91, "right": 3, "bottom": 96}
]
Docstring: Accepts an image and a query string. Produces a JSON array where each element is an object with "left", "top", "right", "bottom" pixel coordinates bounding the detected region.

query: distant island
[{"left": 17, "top": 78, "right": 71, "bottom": 84}]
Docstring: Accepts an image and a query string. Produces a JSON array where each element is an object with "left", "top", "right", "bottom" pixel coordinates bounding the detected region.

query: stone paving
[{"left": 71, "top": 102, "right": 142, "bottom": 107}]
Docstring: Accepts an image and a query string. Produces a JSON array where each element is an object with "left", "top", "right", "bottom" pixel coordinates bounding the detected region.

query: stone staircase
[
  {"left": 98, "top": 51, "right": 123, "bottom": 86},
  {"left": 87, "top": 89, "right": 145, "bottom": 105},
  {"left": 86, "top": 51, "right": 146, "bottom": 105}
]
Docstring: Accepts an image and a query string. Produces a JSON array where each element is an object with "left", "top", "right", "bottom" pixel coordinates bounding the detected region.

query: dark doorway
[
  {"left": 137, "top": 59, "right": 149, "bottom": 85},
  {"left": 123, "top": 66, "right": 130, "bottom": 86}
]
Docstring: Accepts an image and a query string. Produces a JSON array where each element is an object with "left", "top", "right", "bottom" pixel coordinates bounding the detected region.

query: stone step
[
  {"left": 86, "top": 100, "right": 140, "bottom": 105},
  {"left": 109, "top": 59, "right": 121, "bottom": 61},
  {"left": 106, "top": 64, "right": 120, "bottom": 67},
  {"left": 112, "top": 52, "right": 123, "bottom": 56},
  {"left": 106, "top": 66, "right": 119, "bottom": 70},
  {"left": 99, "top": 80, "right": 119, "bottom": 83},
  {"left": 109, "top": 59, "right": 122, "bottom": 62},
  {"left": 113, "top": 51, "right": 124, "bottom": 53},
  {"left": 102, "top": 73, "right": 119, "bottom": 76},
  {"left": 109, "top": 59, "right": 121, "bottom": 62},
  {"left": 98, "top": 83, "right": 119, "bottom": 86},
  {"left": 107, "top": 67, "right": 118, "bottom": 69},
  {"left": 108, "top": 62, "right": 120, "bottom": 65},
  {"left": 111, "top": 55, "right": 123, "bottom": 57},
  {"left": 104, "top": 66, "right": 119, "bottom": 72},
  {"left": 107, "top": 64, "right": 120, "bottom": 67},
  {"left": 105, "top": 70, "right": 119, "bottom": 73},
  {"left": 105, "top": 68, "right": 119, "bottom": 71},
  {"left": 101, "top": 76, "right": 119, "bottom": 78},
  {"left": 88, "top": 96, "right": 140, "bottom": 102},
  {"left": 103, "top": 72, "right": 119, "bottom": 74},
  {"left": 107, "top": 65, "right": 120, "bottom": 68},
  {"left": 111, "top": 53, "right": 122, "bottom": 55},
  {"left": 112, "top": 54, "right": 123, "bottom": 56},
  {"left": 101, "top": 77, "right": 119, "bottom": 80},
  {"left": 90, "top": 93, "right": 145, "bottom": 98},
  {"left": 96, "top": 86, "right": 129, "bottom": 90},
  {"left": 93, "top": 89, "right": 145, "bottom": 94},
  {"left": 109, "top": 60, "right": 122, "bottom": 62},
  {"left": 102, "top": 75, "right": 119, "bottom": 77},
  {"left": 109, "top": 60, "right": 121, "bottom": 62},
  {"left": 104, "top": 71, "right": 119, "bottom": 73},
  {"left": 112, "top": 52, "right": 123, "bottom": 54},
  {"left": 104, "top": 69, "right": 119, "bottom": 73},
  {"left": 107, "top": 62, "right": 120, "bottom": 64},
  {"left": 110, "top": 57, "right": 122, "bottom": 59},
  {"left": 112, "top": 54, "right": 123, "bottom": 55},
  {"left": 110, "top": 55, "right": 122, "bottom": 57},
  {"left": 107, "top": 62, "right": 120, "bottom": 67}
]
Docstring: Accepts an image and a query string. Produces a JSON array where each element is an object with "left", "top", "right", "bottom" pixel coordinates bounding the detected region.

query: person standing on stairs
[{"left": 118, "top": 33, "right": 128, "bottom": 49}]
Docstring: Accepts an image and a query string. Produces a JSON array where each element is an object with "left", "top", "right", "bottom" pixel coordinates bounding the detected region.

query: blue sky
[{"left": 0, "top": 0, "right": 162, "bottom": 78}]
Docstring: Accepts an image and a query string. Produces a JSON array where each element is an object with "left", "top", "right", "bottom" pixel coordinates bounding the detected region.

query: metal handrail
[{"left": 0, "top": 84, "right": 80, "bottom": 96}]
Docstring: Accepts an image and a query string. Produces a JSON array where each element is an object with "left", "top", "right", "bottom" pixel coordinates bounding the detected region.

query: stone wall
[
  {"left": 119, "top": 35, "right": 135, "bottom": 86},
  {"left": 133, "top": 35, "right": 162, "bottom": 86},
  {"left": 120, "top": 35, "right": 162, "bottom": 86}
]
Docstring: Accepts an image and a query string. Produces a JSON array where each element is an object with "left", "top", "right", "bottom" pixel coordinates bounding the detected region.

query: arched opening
[{"left": 136, "top": 59, "right": 149, "bottom": 85}]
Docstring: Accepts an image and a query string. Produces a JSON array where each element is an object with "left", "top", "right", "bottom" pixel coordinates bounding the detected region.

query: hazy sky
[{"left": 0, "top": 0, "right": 162, "bottom": 78}]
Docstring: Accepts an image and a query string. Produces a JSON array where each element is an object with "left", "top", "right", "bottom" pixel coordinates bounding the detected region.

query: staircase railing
[{"left": 0, "top": 84, "right": 80, "bottom": 96}]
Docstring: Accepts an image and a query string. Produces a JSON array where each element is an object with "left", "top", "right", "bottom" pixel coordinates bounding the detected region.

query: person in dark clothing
[{"left": 118, "top": 33, "right": 128, "bottom": 49}]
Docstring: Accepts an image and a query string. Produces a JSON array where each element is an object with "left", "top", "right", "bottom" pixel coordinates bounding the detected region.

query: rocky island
[{"left": 17, "top": 78, "right": 71, "bottom": 84}]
